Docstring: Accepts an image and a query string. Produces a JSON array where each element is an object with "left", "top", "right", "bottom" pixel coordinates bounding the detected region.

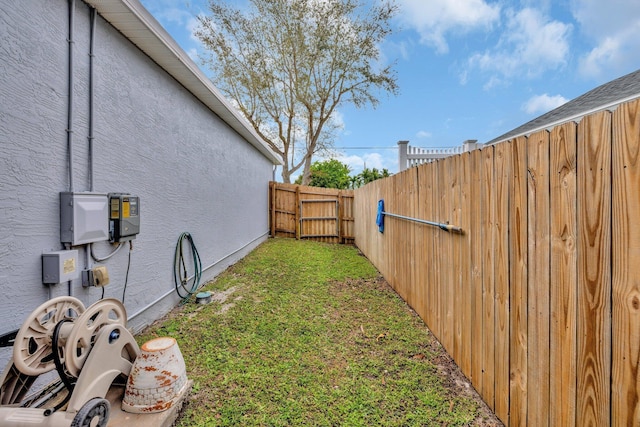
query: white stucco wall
[{"left": 0, "top": 0, "right": 275, "bottom": 365}]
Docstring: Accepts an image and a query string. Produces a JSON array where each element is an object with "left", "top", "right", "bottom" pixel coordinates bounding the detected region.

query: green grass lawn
[{"left": 137, "top": 238, "right": 496, "bottom": 426}]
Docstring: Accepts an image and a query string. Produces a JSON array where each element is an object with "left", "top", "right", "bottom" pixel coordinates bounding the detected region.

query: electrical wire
[
  {"left": 122, "top": 241, "right": 132, "bottom": 303},
  {"left": 174, "top": 232, "right": 202, "bottom": 301},
  {"left": 90, "top": 242, "right": 123, "bottom": 262}
]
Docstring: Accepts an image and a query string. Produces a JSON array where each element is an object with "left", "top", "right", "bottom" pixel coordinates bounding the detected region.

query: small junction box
[{"left": 42, "top": 249, "right": 79, "bottom": 284}]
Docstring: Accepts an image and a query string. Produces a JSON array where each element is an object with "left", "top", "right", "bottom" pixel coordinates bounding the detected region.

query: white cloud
[
  {"left": 579, "top": 24, "right": 640, "bottom": 79},
  {"left": 570, "top": 0, "right": 640, "bottom": 79},
  {"left": 522, "top": 94, "right": 568, "bottom": 115},
  {"left": 571, "top": 0, "right": 640, "bottom": 39},
  {"left": 416, "top": 130, "right": 432, "bottom": 139},
  {"left": 398, "top": 0, "right": 500, "bottom": 54},
  {"left": 467, "top": 8, "right": 572, "bottom": 83}
]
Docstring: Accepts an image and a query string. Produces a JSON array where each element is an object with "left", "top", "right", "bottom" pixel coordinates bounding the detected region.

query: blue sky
[{"left": 140, "top": 0, "right": 640, "bottom": 176}]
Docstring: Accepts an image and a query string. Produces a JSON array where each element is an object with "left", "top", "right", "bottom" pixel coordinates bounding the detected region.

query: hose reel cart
[{"left": 0, "top": 296, "right": 139, "bottom": 426}]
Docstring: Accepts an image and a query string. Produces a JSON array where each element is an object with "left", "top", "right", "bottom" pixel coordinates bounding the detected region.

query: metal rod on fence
[{"left": 382, "top": 211, "right": 464, "bottom": 234}]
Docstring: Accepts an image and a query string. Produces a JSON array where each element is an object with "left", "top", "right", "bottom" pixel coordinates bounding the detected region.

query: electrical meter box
[
  {"left": 60, "top": 192, "right": 109, "bottom": 245},
  {"left": 109, "top": 193, "right": 140, "bottom": 242}
]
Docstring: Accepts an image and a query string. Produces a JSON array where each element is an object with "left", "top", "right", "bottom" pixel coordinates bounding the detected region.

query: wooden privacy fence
[
  {"left": 353, "top": 98, "right": 640, "bottom": 426},
  {"left": 269, "top": 182, "right": 354, "bottom": 244}
]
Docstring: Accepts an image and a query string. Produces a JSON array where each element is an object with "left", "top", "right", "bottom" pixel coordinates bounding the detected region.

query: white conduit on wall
[{"left": 66, "top": 0, "right": 75, "bottom": 193}]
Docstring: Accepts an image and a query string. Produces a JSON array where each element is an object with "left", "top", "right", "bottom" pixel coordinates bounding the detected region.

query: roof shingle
[{"left": 486, "top": 68, "right": 640, "bottom": 144}]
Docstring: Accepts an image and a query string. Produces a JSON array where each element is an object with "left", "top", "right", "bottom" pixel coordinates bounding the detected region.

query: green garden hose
[{"left": 174, "top": 232, "right": 202, "bottom": 300}]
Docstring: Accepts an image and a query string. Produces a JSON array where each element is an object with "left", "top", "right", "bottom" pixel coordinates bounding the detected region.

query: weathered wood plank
[
  {"left": 459, "top": 152, "right": 472, "bottom": 379},
  {"left": 451, "top": 154, "right": 462, "bottom": 365},
  {"left": 433, "top": 161, "right": 443, "bottom": 342},
  {"left": 425, "top": 162, "right": 438, "bottom": 331},
  {"left": 612, "top": 99, "right": 640, "bottom": 426},
  {"left": 482, "top": 145, "right": 496, "bottom": 410},
  {"left": 549, "top": 122, "right": 578, "bottom": 427},
  {"left": 494, "top": 141, "right": 511, "bottom": 423},
  {"left": 407, "top": 168, "right": 419, "bottom": 306},
  {"left": 439, "top": 158, "right": 453, "bottom": 354},
  {"left": 509, "top": 136, "right": 528, "bottom": 427},
  {"left": 527, "top": 129, "right": 551, "bottom": 427},
  {"left": 470, "top": 148, "right": 484, "bottom": 392},
  {"left": 414, "top": 166, "right": 425, "bottom": 322},
  {"left": 577, "top": 110, "right": 612, "bottom": 427}
]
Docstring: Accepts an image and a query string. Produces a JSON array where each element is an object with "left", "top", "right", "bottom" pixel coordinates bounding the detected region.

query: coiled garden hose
[
  {"left": 46, "top": 319, "right": 75, "bottom": 416},
  {"left": 174, "top": 232, "right": 202, "bottom": 301}
]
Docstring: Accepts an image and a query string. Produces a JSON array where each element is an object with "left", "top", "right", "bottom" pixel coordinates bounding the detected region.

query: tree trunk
[
  {"left": 281, "top": 168, "right": 291, "bottom": 183},
  {"left": 300, "top": 154, "right": 314, "bottom": 185}
]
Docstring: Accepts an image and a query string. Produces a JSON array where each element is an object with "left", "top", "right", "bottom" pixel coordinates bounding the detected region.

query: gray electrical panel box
[
  {"left": 109, "top": 193, "right": 140, "bottom": 242},
  {"left": 42, "top": 250, "right": 80, "bottom": 284},
  {"left": 60, "top": 192, "right": 109, "bottom": 245}
]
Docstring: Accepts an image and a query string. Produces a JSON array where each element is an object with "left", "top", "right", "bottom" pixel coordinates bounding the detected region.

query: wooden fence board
[
  {"left": 439, "top": 159, "right": 453, "bottom": 354},
  {"left": 509, "top": 136, "right": 528, "bottom": 427},
  {"left": 385, "top": 177, "right": 396, "bottom": 288},
  {"left": 482, "top": 146, "right": 496, "bottom": 409},
  {"left": 577, "top": 111, "right": 612, "bottom": 427},
  {"left": 433, "top": 161, "right": 443, "bottom": 343},
  {"left": 549, "top": 122, "right": 578, "bottom": 427},
  {"left": 451, "top": 155, "right": 462, "bottom": 365},
  {"left": 399, "top": 170, "right": 411, "bottom": 301},
  {"left": 527, "top": 129, "right": 551, "bottom": 427},
  {"left": 407, "top": 168, "right": 419, "bottom": 306},
  {"left": 612, "top": 100, "right": 640, "bottom": 426},
  {"left": 494, "top": 141, "right": 511, "bottom": 423},
  {"left": 425, "top": 162, "right": 438, "bottom": 331},
  {"left": 470, "top": 148, "right": 484, "bottom": 391},
  {"left": 413, "top": 166, "right": 427, "bottom": 324},
  {"left": 459, "top": 153, "right": 472, "bottom": 379}
]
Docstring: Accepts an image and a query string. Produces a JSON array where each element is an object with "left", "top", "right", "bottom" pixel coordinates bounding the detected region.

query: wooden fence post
[
  {"left": 269, "top": 181, "right": 276, "bottom": 237},
  {"left": 338, "top": 191, "right": 343, "bottom": 244},
  {"left": 295, "top": 185, "right": 301, "bottom": 240}
]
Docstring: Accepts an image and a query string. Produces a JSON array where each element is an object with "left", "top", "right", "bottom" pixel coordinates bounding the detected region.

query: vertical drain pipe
[
  {"left": 88, "top": 6, "right": 96, "bottom": 192},
  {"left": 67, "top": 0, "right": 75, "bottom": 193}
]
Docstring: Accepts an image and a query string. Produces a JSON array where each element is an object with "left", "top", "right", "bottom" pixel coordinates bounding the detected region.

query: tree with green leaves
[
  {"left": 296, "top": 158, "right": 352, "bottom": 189},
  {"left": 195, "top": 0, "right": 398, "bottom": 184},
  {"left": 351, "top": 167, "right": 391, "bottom": 188}
]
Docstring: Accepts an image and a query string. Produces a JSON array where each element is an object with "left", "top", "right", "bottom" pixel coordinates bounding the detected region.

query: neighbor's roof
[
  {"left": 84, "top": 0, "right": 282, "bottom": 165},
  {"left": 486, "top": 68, "right": 640, "bottom": 145}
]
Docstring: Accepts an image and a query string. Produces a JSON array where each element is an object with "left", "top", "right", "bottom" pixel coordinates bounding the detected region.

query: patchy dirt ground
[
  {"left": 338, "top": 276, "right": 503, "bottom": 426},
  {"left": 427, "top": 338, "right": 503, "bottom": 426}
]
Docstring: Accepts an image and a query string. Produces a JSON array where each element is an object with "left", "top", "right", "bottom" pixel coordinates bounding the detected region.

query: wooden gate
[
  {"left": 300, "top": 199, "right": 339, "bottom": 239},
  {"left": 269, "top": 182, "right": 354, "bottom": 244}
]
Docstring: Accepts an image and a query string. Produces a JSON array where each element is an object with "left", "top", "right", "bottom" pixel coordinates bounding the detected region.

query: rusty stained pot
[{"left": 122, "top": 336, "right": 188, "bottom": 414}]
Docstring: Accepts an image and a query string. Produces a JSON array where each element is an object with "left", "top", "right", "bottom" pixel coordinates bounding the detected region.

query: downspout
[{"left": 67, "top": 0, "right": 75, "bottom": 192}]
